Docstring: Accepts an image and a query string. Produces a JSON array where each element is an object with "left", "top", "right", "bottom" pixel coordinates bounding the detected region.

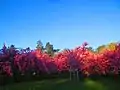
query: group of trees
[
  {"left": 36, "top": 40, "right": 60, "bottom": 56},
  {"left": 0, "top": 40, "right": 120, "bottom": 83}
]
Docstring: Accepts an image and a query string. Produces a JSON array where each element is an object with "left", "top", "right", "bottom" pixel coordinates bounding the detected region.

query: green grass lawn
[{"left": 1, "top": 76, "right": 120, "bottom": 90}]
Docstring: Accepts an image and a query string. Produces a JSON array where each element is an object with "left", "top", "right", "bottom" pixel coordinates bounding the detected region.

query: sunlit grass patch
[{"left": 84, "top": 78, "right": 107, "bottom": 90}]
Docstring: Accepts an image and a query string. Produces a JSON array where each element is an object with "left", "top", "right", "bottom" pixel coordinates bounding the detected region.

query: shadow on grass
[{"left": 1, "top": 76, "right": 120, "bottom": 90}]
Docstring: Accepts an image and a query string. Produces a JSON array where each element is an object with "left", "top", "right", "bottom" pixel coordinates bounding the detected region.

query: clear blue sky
[{"left": 0, "top": 0, "right": 120, "bottom": 50}]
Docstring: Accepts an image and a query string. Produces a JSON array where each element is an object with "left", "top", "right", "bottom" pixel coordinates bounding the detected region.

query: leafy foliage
[{"left": 0, "top": 42, "right": 120, "bottom": 79}]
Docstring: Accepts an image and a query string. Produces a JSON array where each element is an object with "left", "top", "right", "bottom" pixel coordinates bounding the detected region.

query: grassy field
[{"left": 0, "top": 76, "right": 120, "bottom": 90}]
